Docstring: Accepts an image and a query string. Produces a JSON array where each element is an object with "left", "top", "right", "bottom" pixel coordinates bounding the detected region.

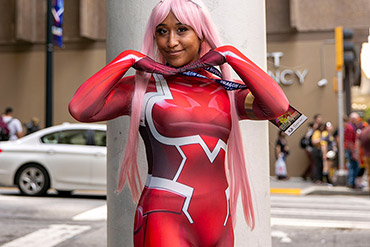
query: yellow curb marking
[{"left": 270, "top": 188, "right": 302, "bottom": 195}]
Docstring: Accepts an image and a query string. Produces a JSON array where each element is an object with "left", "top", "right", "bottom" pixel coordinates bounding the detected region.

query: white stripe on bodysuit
[{"left": 141, "top": 74, "right": 228, "bottom": 224}]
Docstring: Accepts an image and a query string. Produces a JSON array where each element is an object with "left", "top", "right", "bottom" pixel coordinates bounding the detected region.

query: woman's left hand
[{"left": 178, "top": 50, "right": 227, "bottom": 72}]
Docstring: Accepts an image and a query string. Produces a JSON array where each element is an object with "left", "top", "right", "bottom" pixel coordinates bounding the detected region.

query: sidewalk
[{"left": 270, "top": 177, "right": 370, "bottom": 196}]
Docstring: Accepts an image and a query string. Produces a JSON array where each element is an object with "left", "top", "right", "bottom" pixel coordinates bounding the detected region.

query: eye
[
  {"left": 156, "top": 28, "right": 167, "bottom": 35},
  {"left": 178, "top": 26, "right": 188, "bottom": 33}
]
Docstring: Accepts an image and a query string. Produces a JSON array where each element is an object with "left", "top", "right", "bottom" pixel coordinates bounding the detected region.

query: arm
[
  {"left": 215, "top": 46, "right": 289, "bottom": 119},
  {"left": 69, "top": 50, "right": 176, "bottom": 122},
  {"left": 179, "top": 45, "right": 289, "bottom": 120},
  {"left": 15, "top": 119, "right": 23, "bottom": 139}
]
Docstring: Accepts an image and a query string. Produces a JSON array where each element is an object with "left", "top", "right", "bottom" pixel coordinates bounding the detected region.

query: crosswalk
[
  {"left": 271, "top": 194, "right": 370, "bottom": 229},
  {"left": 2, "top": 194, "right": 370, "bottom": 246},
  {"left": 0, "top": 197, "right": 106, "bottom": 247},
  {"left": 0, "top": 225, "right": 91, "bottom": 247}
]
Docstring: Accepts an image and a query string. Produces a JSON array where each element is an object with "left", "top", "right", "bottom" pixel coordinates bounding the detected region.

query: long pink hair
[{"left": 116, "top": 0, "right": 255, "bottom": 229}]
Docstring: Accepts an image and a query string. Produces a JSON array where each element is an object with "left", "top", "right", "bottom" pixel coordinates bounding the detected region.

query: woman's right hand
[{"left": 133, "top": 55, "right": 177, "bottom": 75}]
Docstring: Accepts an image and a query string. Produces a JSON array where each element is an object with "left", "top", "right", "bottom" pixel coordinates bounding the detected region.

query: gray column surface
[{"left": 106, "top": 0, "right": 271, "bottom": 246}]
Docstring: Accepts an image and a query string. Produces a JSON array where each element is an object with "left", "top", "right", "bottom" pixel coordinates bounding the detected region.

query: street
[
  {"left": 2, "top": 187, "right": 370, "bottom": 246},
  {"left": 271, "top": 194, "right": 370, "bottom": 247},
  {"left": 0, "top": 187, "right": 107, "bottom": 247}
]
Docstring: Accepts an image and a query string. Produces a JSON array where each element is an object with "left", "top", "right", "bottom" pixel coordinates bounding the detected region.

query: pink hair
[{"left": 116, "top": 0, "right": 255, "bottom": 229}]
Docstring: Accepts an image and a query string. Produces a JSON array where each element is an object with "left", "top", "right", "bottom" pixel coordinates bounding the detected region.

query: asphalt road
[
  {"left": 2, "top": 187, "right": 370, "bottom": 247},
  {"left": 0, "top": 187, "right": 107, "bottom": 247},
  {"left": 271, "top": 194, "right": 370, "bottom": 247}
]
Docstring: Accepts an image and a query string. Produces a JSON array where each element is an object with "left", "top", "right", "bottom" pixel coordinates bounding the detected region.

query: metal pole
[
  {"left": 344, "top": 65, "right": 352, "bottom": 115},
  {"left": 337, "top": 69, "right": 346, "bottom": 183},
  {"left": 46, "top": 0, "right": 53, "bottom": 127}
]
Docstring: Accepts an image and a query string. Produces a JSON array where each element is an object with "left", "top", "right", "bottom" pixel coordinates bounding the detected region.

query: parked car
[{"left": 0, "top": 123, "right": 107, "bottom": 196}]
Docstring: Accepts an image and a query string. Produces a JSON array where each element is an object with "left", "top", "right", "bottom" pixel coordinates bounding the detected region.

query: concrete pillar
[{"left": 106, "top": 0, "right": 271, "bottom": 246}]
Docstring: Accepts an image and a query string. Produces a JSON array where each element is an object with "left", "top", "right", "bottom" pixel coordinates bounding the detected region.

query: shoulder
[
  {"left": 312, "top": 130, "right": 321, "bottom": 138},
  {"left": 11, "top": 118, "right": 22, "bottom": 129}
]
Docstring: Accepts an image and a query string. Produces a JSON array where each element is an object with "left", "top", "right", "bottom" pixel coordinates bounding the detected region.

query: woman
[
  {"left": 275, "top": 130, "right": 290, "bottom": 180},
  {"left": 69, "top": 0, "right": 289, "bottom": 246},
  {"left": 311, "top": 122, "right": 325, "bottom": 183},
  {"left": 321, "top": 122, "right": 337, "bottom": 184}
]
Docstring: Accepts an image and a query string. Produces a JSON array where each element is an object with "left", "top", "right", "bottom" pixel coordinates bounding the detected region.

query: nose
[{"left": 167, "top": 32, "right": 179, "bottom": 48}]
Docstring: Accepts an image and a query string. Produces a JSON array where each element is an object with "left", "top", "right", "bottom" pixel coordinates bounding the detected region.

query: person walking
[
  {"left": 345, "top": 112, "right": 360, "bottom": 188},
  {"left": 311, "top": 122, "right": 326, "bottom": 183},
  {"left": 301, "top": 114, "right": 323, "bottom": 181},
  {"left": 275, "top": 130, "right": 289, "bottom": 180},
  {"left": 321, "top": 121, "right": 336, "bottom": 185},
  {"left": 24, "top": 117, "right": 40, "bottom": 135},
  {"left": 357, "top": 118, "right": 370, "bottom": 192},
  {"left": 1, "top": 107, "right": 23, "bottom": 141}
]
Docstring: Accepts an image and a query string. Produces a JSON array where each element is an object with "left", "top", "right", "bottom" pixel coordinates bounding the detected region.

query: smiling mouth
[{"left": 167, "top": 50, "right": 183, "bottom": 56}]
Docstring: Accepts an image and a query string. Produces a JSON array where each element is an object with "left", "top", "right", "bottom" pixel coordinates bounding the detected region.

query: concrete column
[
  {"left": 106, "top": 1, "right": 154, "bottom": 246},
  {"left": 106, "top": 0, "right": 271, "bottom": 246},
  {"left": 208, "top": 1, "right": 272, "bottom": 246}
]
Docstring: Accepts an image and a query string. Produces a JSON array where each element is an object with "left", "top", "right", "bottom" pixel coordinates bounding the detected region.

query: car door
[
  {"left": 89, "top": 129, "right": 107, "bottom": 188},
  {"left": 41, "top": 129, "right": 92, "bottom": 189}
]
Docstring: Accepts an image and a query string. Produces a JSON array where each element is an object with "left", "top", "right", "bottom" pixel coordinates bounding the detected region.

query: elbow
[
  {"left": 68, "top": 101, "right": 89, "bottom": 122},
  {"left": 68, "top": 100, "right": 100, "bottom": 123},
  {"left": 68, "top": 101, "right": 82, "bottom": 122}
]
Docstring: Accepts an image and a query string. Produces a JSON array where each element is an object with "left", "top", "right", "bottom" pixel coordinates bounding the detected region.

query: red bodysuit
[{"left": 69, "top": 46, "right": 289, "bottom": 247}]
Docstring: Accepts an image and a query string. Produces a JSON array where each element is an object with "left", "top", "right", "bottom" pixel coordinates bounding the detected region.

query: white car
[{"left": 0, "top": 123, "right": 107, "bottom": 196}]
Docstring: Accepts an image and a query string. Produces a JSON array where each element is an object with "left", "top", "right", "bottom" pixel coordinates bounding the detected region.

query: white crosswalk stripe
[
  {"left": 271, "top": 195, "right": 370, "bottom": 229},
  {"left": 0, "top": 224, "right": 91, "bottom": 247},
  {"left": 72, "top": 204, "right": 107, "bottom": 221},
  {"left": 0, "top": 203, "right": 106, "bottom": 247}
]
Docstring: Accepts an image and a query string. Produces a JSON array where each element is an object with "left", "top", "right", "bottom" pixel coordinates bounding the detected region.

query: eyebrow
[{"left": 156, "top": 22, "right": 184, "bottom": 28}]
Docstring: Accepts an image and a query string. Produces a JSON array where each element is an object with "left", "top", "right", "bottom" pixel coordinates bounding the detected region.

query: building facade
[{"left": 1, "top": 0, "right": 369, "bottom": 176}]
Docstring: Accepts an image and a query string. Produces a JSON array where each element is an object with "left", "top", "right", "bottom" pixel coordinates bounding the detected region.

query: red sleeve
[
  {"left": 69, "top": 50, "right": 145, "bottom": 122},
  {"left": 215, "top": 46, "right": 289, "bottom": 120}
]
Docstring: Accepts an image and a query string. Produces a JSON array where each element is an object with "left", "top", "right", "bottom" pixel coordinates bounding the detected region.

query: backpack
[
  {"left": 300, "top": 134, "right": 312, "bottom": 149},
  {"left": 0, "top": 118, "right": 10, "bottom": 141}
]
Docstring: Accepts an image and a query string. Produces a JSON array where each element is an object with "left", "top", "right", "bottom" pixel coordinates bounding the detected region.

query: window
[
  {"left": 41, "top": 132, "right": 59, "bottom": 144},
  {"left": 41, "top": 130, "right": 88, "bottom": 145},
  {"left": 94, "top": 130, "right": 106, "bottom": 147}
]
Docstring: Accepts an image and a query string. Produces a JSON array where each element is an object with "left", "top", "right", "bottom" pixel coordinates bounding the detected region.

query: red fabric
[
  {"left": 344, "top": 123, "right": 357, "bottom": 151},
  {"left": 69, "top": 47, "right": 289, "bottom": 246}
]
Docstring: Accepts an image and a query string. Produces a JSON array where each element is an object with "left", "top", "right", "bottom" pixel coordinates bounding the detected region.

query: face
[{"left": 155, "top": 11, "right": 202, "bottom": 67}]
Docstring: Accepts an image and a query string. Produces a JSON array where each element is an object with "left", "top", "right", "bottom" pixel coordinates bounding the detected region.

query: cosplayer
[{"left": 69, "top": 0, "right": 289, "bottom": 246}]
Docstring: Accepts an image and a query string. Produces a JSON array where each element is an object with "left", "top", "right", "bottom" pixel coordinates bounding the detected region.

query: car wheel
[{"left": 16, "top": 164, "right": 50, "bottom": 196}]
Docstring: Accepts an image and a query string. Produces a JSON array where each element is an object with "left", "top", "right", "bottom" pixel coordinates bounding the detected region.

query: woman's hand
[
  {"left": 133, "top": 56, "right": 177, "bottom": 75},
  {"left": 178, "top": 49, "right": 227, "bottom": 72}
]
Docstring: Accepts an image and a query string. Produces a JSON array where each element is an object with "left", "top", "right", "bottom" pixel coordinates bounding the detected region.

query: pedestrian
[
  {"left": 1, "top": 107, "right": 23, "bottom": 141},
  {"left": 311, "top": 122, "right": 326, "bottom": 183},
  {"left": 321, "top": 121, "right": 336, "bottom": 185},
  {"left": 345, "top": 112, "right": 360, "bottom": 188},
  {"left": 301, "top": 114, "right": 323, "bottom": 181},
  {"left": 24, "top": 117, "right": 40, "bottom": 135},
  {"left": 357, "top": 118, "right": 370, "bottom": 192},
  {"left": 275, "top": 130, "right": 289, "bottom": 180},
  {"left": 68, "top": 0, "right": 289, "bottom": 245}
]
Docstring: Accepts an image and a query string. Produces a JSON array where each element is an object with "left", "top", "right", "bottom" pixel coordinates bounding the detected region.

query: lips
[{"left": 166, "top": 50, "right": 183, "bottom": 56}]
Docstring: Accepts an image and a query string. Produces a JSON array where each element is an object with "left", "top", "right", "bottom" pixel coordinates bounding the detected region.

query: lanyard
[{"left": 180, "top": 67, "right": 247, "bottom": 91}]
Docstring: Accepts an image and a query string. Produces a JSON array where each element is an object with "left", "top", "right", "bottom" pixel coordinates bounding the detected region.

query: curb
[
  {"left": 270, "top": 188, "right": 302, "bottom": 195},
  {"left": 270, "top": 186, "right": 370, "bottom": 196}
]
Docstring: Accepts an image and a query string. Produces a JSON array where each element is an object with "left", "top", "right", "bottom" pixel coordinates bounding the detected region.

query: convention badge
[{"left": 270, "top": 105, "right": 307, "bottom": 136}]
